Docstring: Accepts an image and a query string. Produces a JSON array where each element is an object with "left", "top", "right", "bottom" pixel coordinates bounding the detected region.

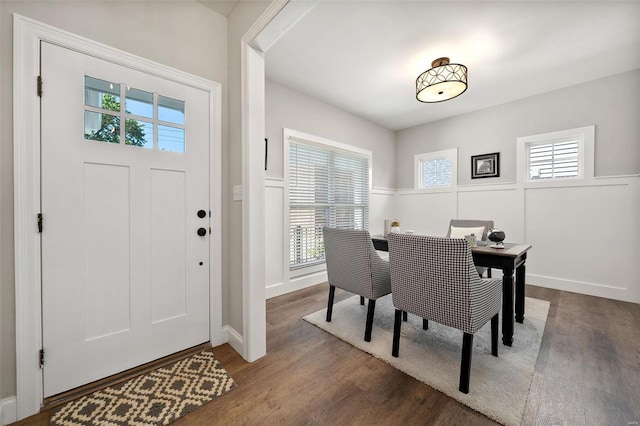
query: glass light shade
[{"left": 416, "top": 61, "right": 468, "bottom": 103}]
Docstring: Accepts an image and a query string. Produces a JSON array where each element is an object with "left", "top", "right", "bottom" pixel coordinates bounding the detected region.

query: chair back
[
  {"left": 322, "top": 227, "right": 389, "bottom": 300},
  {"left": 446, "top": 219, "right": 494, "bottom": 241},
  {"left": 388, "top": 233, "right": 490, "bottom": 334}
]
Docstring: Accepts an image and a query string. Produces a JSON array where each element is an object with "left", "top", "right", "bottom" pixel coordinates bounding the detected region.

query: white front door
[{"left": 40, "top": 42, "right": 211, "bottom": 397}]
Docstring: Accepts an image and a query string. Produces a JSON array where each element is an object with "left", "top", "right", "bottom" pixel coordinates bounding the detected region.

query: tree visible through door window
[{"left": 84, "top": 76, "right": 185, "bottom": 153}]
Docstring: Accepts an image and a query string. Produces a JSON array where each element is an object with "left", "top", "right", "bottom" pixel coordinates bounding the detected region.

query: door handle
[
  {"left": 197, "top": 227, "right": 207, "bottom": 237},
  {"left": 197, "top": 209, "right": 207, "bottom": 218}
]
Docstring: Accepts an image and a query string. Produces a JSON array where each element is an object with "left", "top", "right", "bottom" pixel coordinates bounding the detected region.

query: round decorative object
[{"left": 488, "top": 228, "right": 506, "bottom": 244}]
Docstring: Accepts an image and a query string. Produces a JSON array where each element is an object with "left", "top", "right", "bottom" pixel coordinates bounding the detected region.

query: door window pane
[
  {"left": 125, "top": 119, "right": 153, "bottom": 149},
  {"left": 158, "top": 125, "right": 185, "bottom": 153},
  {"left": 158, "top": 96, "right": 185, "bottom": 125},
  {"left": 84, "top": 111, "right": 120, "bottom": 143},
  {"left": 125, "top": 87, "right": 154, "bottom": 119},
  {"left": 85, "top": 76, "right": 120, "bottom": 111}
]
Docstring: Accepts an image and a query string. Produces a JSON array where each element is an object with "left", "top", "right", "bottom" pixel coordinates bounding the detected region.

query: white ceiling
[
  {"left": 198, "top": 0, "right": 240, "bottom": 17},
  {"left": 265, "top": 1, "right": 640, "bottom": 130}
]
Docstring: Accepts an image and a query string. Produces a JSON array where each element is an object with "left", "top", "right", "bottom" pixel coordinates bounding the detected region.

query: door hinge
[
  {"left": 39, "top": 349, "right": 45, "bottom": 368},
  {"left": 37, "top": 76, "right": 43, "bottom": 97},
  {"left": 37, "top": 213, "right": 43, "bottom": 233}
]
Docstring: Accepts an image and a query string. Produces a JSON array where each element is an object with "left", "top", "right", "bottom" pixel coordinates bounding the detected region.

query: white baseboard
[
  {"left": 266, "top": 271, "right": 328, "bottom": 299},
  {"left": 223, "top": 325, "right": 244, "bottom": 356},
  {"left": 1, "top": 397, "right": 17, "bottom": 426},
  {"left": 528, "top": 274, "right": 639, "bottom": 304}
]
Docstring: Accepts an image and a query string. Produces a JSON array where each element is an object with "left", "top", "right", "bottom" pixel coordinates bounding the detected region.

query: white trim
[
  {"left": 222, "top": 325, "right": 244, "bottom": 357},
  {"left": 241, "top": 0, "right": 322, "bottom": 365},
  {"left": 287, "top": 130, "right": 373, "bottom": 160},
  {"left": 250, "top": 0, "right": 318, "bottom": 52},
  {"left": 1, "top": 397, "right": 17, "bottom": 426},
  {"left": 241, "top": 44, "right": 267, "bottom": 362},
  {"left": 527, "top": 274, "right": 636, "bottom": 304},
  {"left": 13, "top": 14, "right": 223, "bottom": 420},
  {"left": 239, "top": 1, "right": 294, "bottom": 363},
  {"left": 266, "top": 271, "right": 328, "bottom": 299}
]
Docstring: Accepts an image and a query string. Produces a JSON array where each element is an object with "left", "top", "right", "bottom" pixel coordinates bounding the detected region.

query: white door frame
[
  {"left": 239, "top": 0, "right": 318, "bottom": 362},
  {"left": 13, "top": 14, "right": 223, "bottom": 420}
]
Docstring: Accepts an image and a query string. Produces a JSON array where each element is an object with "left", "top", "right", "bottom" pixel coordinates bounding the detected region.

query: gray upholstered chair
[
  {"left": 446, "top": 219, "right": 494, "bottom": 277},
  {"left": 322, "top": 227, "right": 392, "bottom": 342},
  {"left": 387, "top": 233, "right": 502, "bottom": 394}
]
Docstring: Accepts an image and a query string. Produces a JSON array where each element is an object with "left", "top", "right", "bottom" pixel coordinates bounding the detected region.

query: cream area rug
[
  {"left": 51, "top": 350, "right": 236, "bottom": 426},
  {"left": 303, "top": 294, "right": 549, "bottom": 426}
]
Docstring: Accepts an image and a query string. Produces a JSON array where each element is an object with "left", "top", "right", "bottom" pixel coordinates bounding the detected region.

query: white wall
[
  {"left": 395, "top": 70, "right": 640, "bottom": 304},
  {"left": 264, "top": 79, "right": 396, "bottom": 297},
  {"left": 0, "top": 0, "right": 227, "bottom": 404}
]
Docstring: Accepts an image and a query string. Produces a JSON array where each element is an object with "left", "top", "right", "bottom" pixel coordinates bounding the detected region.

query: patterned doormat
[{"left": 51, "top": 350, "right": 237, "bottom": 425}]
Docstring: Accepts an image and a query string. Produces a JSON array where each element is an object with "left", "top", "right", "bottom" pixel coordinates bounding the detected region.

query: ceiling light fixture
[{"left": 416, "top": 57, "right": 468, "bottom": 103}]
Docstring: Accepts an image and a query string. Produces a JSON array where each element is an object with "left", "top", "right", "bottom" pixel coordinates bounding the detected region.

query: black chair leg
[
  {"left": 402, "top": 311, "right": 408, "bottom": 321},
  {"left": 326, "top": 285, "right": 335, "bottom": 322},
  {"left": 459, "top": 333, "right": 473, "bottom": 394},
  {"left": 423, "top": 318, "right": 429, "bottom": 330},
  {"left": 360, "top": 296, "right": 365, "bottom": 305},
  {"left": 487, "top": 268, "right": 492, "bottom": 278},
  {"left": 364, "top": 299, "right": 376, "bottom": 342},
  {"left": 392, "top": 309, "right": 403, "bottom": 357},
  {"left": 491, "top": 313, "right": 499, "bottom": 356}
]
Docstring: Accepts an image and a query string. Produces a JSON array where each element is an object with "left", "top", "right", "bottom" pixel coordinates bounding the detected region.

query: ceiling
[
  {"left": 198, "top": 0, "right": 240, "bottom": 17},
  {"left": 265, "top": 1, "right": 640, "bottom": 130}
]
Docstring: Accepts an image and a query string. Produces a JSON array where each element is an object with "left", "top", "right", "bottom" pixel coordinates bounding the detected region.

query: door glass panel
[
  {"left": 125, "top": 119, "right": 153, "bottom": 149},
  {"left": 158, "top": 125, "right": 185, "bottom": 153},
  {"left": 84, "top": 111, "right": 120, "bottom": 143},
  {"left": 158, "top": 96, "right": 185, "bottom": 125},
  {"left": 125, "top": 87, "right": 154, "bottom": 119},
  {"left": 85, "top": 76, "right": 120, "bottom": 111}
]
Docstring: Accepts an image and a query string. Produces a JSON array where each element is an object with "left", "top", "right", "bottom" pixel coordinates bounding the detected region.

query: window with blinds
[
  {"left": 528, "top": 139, "right": 580, "bottom": 180},
  {"left": 289, "top": 140, "right": 370, "bottom": 269}
]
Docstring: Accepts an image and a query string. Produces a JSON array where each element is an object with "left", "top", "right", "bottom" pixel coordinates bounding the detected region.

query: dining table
[{"left": 371, "top": 235, "right": 532, "bottom": 346}]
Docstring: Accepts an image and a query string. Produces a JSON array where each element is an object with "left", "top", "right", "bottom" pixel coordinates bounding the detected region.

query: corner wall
[{"left": 264, "top": 79, "right": 396, "bottom": 297}]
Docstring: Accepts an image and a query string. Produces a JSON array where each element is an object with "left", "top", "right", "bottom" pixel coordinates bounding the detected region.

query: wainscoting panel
[
  {"left": 265, "top": 182, "right": 285, "bottom": 291},
  {"left": 458, "top": 187, "right": 523, "bottom": 242},
  {"left": 524, "top": 182, "right": 638, "bottom": 302},
  {"left": 266, "top": 177, "right": 639, "bottom": 304},
  {"left": 397, "top": 191, "right": 457, "bottom": 236},
  {"left": 370, "top": 189, "right": 396, "bottom": 236}
]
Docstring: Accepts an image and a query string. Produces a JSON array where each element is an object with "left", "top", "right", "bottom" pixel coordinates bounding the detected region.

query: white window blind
[
  {"left": 528, "top": 139, "right": 579, "bottom": 180},
  {"left": 289, "top": 140, "right": 370, "bottom": 269},
  {"left": 422, "top": 157, "right": 452, "bottom": 187}
]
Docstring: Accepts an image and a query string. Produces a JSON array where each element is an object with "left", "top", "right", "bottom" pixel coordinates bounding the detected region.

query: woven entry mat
[{"left": 51, "top": 350, "right": 237, "bottom": 426}]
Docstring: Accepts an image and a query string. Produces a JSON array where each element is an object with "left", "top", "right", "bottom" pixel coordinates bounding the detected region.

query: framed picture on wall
[{"left": 471, "top": 152, "right": 500, "bottom": 179}]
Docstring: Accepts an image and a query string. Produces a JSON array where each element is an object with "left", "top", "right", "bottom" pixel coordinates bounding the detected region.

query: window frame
[
  {"left": 284, "top": 129, "right": 372, "bottom": 274},
  {"left": 414, "top": 148, "right": 458, "bottom": 190},
  {"left": 517, "top": 126, "right": 595, "bottom": 184}
]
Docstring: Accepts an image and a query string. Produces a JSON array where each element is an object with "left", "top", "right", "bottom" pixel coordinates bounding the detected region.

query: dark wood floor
[{"left": 14, "top": 284, "right": 640, "bottom": 425}]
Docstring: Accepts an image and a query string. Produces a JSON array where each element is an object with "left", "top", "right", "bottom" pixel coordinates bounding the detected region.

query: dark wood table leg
[
  {"left": 515, "top": 262, "right": 526, "bottom": 323},
  {"left": 502, "top": 267, "right": 514, "bottom": 346}
]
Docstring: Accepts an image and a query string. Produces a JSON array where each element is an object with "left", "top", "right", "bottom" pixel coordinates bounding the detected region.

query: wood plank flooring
[{"left": 13, "top": 284, "right": 640, "bottom": 425}]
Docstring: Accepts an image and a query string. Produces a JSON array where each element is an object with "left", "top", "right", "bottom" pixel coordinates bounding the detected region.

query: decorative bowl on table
[{"left": 487, "top": 228, "right": 506, "bottom": 246}]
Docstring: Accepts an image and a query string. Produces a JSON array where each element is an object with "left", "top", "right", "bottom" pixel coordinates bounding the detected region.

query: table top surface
[{"left": 371, "top": 235, "right": 532, "bottom": 258}]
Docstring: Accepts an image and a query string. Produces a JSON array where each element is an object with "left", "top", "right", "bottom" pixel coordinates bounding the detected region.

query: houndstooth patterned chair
[
  {"left": 323, "top": 227, "right": 392, "bottom": 342},
  {"left": 446, "top": 219, "right": 495, "bottom": 277},
  {"left": 387, "top": 233, "right": 502, "bottom": 394}
]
